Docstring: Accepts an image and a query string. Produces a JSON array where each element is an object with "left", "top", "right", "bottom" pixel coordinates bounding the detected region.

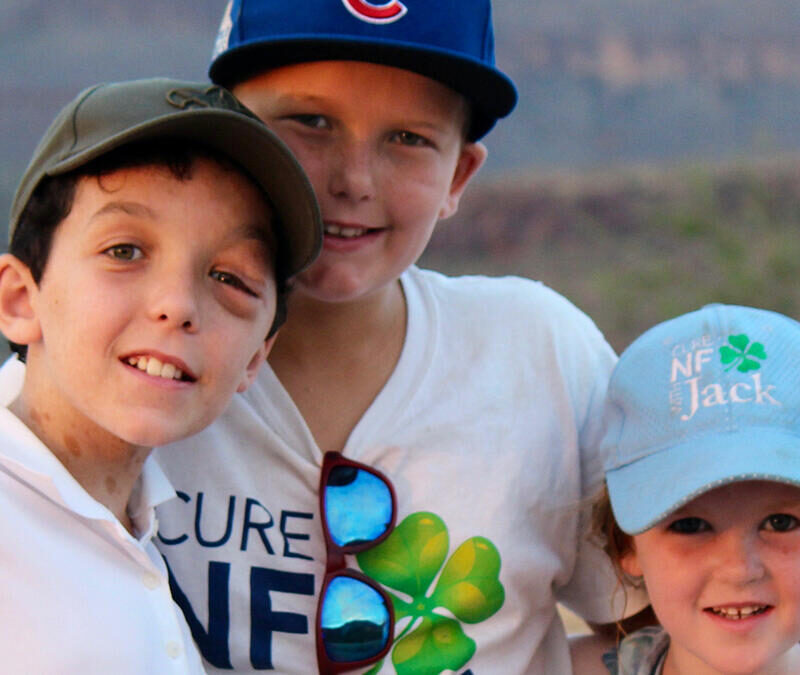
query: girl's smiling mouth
[
  {"left": 705, "top": 604, "right": 772, "bottom": 620},
  {"left": 122, "top": 354, "right": 196, "bottom": 382}
]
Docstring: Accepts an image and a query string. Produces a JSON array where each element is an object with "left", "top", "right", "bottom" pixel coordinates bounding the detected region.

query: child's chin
[{"left": 113, "top": 420, "right": 204, "bottom": 450}]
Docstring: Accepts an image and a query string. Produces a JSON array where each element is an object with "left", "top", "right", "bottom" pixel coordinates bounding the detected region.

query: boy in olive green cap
[{"left": 0, "top": 77, "right": 320, "bottom": 672}]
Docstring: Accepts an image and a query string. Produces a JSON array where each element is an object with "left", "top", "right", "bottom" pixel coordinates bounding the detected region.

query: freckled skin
[
  {"left": 4, "top": 159, "right": 277, "bottom": 531},
  {"left": 62, "top": 433, "right": 81, "bottom": 457},
  {"left": 231, "top": 61, "right": 487, "bottom": 453},
  {"left": 624, "top": 482, "right": 800, "bottom": 675},
  {"left": 232, "top": 61, "right": 482, "bottom": 308},
  {"left": 28, "top": 407, "right": 42, "bottom": 428}
]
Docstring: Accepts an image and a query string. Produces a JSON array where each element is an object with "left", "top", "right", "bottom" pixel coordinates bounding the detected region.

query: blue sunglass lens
[
  {"left": 320, "top": 576, "right": 391, "bottom": 663},
  {"left": 325, "top": 466, "right": 392, "bottom": 548}
]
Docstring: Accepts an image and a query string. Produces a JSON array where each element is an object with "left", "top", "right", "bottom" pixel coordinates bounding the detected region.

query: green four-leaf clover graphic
[
  {"left": 356, "top": 511, "right": 505, "bottom": 674},
  {"left": 719, "top": 334, "right": 767, "bottom": 372}
]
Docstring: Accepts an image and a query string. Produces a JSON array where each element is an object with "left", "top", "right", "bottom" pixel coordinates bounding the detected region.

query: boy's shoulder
[
  {"left": 412, "top": 265, "right": 557, "bottom": 301},
  {"left": 408, "top": 266, "right": 605, "bottom": 337}
]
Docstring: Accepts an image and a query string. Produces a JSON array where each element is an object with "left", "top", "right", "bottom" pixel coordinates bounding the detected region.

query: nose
[
  {"left": 147, "top": 270, "right": 200, "bottom": 333},
  {"left": 713, "top": 530, "right": 767, "bottom": 585},
  {"left": 327, "top": 139, "right": 376, "bottom": 203}
]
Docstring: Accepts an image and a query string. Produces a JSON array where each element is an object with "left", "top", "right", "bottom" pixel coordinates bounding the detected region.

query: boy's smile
[
  {"left": 623, "top": 481, "right": 800, "bottom": 674},
  {"left": 13, "top": 159, "right": 276, "bottom": 457},
  {"left": 233, "top": 60, "right": 487, "bottom": 307},
  {"left": 124, "top": 354, "right": 195, "bottom": 382}
]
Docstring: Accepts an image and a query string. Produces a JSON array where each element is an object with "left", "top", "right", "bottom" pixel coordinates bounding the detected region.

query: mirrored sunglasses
[{"left": 316, "top": 451, "right": 397, "bottom": 674}]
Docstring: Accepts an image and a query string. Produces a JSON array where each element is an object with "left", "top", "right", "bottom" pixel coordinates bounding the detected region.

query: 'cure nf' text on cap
[{"left": 603, "top": 304, "right": 800, "bottom": 534}]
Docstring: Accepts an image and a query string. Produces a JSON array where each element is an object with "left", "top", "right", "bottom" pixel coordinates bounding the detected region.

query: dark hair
[
  {"left": 592, "top": 484, "right": 636, "bottom": 580},
  {"left": 590, "top": 483, "right": 645, "bottom": 636},
  {"left": 9, "top": 139, "right": 290, "bottom": 359}
]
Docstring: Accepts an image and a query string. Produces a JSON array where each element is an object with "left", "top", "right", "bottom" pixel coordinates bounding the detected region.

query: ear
[
  {"left": 620, "top": 541, "right": 644, "bottom": 578},
  {"left": 0, "top": 254, "right": 42, "bottom": 346},
  {"left": 438, "top": 141, "right": 488, "bottom": 220},
  {"left": 236, "top": 332, "right": 278, "bottom": 393}
]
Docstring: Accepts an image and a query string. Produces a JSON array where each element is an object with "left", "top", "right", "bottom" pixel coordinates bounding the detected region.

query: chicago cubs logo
[{"left": 342, "top": 0, "right": 407, "bottom": 24}]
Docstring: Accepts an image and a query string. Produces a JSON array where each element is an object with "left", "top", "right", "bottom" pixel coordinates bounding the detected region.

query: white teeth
[
  {"left": 126, "top": 356, "right": 185, "bottom": 380},
  {"left": 325, "top": 224, "right": 367, "bottom": 238},
  {"left": 146, "top": 357, "right": 162, "bottom": 376},
  {"left": 710, "top": 605, "right": 767, "bottom": 619}
]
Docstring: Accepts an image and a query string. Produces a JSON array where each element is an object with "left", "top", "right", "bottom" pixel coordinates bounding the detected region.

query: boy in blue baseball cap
[
  {"left": 155, "top": 2, "right": 647, "bottom": 673},
  {"left": 575, "top": 304, "right": 800, "bottom": 674}
]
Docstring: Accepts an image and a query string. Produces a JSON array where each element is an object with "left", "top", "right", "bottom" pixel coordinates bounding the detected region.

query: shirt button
[
  {"left": 165, "top": 641, "right": 181, "bottom": 659},
  {"left": 142, "top": 572, "right": 160, "bottom": 590}
]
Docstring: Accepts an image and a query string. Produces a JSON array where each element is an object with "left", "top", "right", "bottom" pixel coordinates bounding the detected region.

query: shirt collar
[
  {"left": 0, "top": 356, "right": 177, "bottom": 541},
  {"left": 128, "top": 456, "right": 176, "bottom": 539}
]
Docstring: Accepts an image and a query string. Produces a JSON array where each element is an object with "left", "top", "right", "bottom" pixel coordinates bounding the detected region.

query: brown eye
[
  {"left": 210, "top": 269, "right": 258, "bottom": 297},
  {"left": 104, "top": 244, "right": 142, "bottom": 261},
  {"left": 392, "top": 130, "right": 430, "bottom": 147},
  {"left": 291, "top": 114, "right": 329, "bottom": 130},
  {"left": 668, "top": 517, "right": 710, "bottom": 534},
  {"left": 763, "top": 514, "right": 799, "bottom": 532}
]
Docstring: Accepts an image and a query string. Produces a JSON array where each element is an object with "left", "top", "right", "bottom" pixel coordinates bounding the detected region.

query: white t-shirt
[
  {"left": 0, "top": 357, "right": 205, "bottom": 674},
  {"left": 155, "top": 268, "right": 642, "bottom": 674}
]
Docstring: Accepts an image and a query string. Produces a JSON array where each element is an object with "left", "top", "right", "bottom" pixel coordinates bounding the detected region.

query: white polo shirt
[{"left": 0, "top": 356, "right": 205, "bottom": 674}]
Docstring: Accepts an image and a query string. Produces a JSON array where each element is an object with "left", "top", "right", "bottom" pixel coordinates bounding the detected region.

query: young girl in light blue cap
[{"left": 575, "top": 303, "right": 800, "bottom": 675}]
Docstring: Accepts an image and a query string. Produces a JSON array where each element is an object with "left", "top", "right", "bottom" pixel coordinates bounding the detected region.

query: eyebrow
[
  {"left": 90, "top": 201, "right": 157, "bottom": 221},
  {"left": 274, "top": 91, "right": 327, "bottom": 105}
]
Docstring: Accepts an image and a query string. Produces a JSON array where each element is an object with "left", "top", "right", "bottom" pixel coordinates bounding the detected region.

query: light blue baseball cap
[{"left": 603, "top": 304, "right": 800, "bottom": 534}]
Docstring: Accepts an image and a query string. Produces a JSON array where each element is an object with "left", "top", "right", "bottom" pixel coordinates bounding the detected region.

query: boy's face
[
  {"left": 622, "top": 481, "right": 800, "bottom": 674},
  {"left": 233, "top": 60, "right": 487, "bottom": 305},
  {"left": 14, "top": 159, "right": 276, "bottom": 449}
]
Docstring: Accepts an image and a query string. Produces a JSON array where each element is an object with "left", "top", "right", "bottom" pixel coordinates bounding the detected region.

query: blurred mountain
[{"left": 2, "top": 0, "right": 800, "bottom": 228}]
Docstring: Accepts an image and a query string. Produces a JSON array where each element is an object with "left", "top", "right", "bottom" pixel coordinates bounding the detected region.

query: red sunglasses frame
[{"left": 316, "top": 451, "right": 398, "bottom": 675}]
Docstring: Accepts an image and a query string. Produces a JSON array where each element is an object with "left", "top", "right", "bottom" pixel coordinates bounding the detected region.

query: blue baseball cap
[
  {"left": 603, "top": 304, "right": 800, "bottom": 534},
  {"left": 208, "top": 0, "right": 517, "bottom": 140}
]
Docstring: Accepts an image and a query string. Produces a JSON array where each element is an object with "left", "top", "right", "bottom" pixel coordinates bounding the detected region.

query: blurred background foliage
[{"left": 422, "top": 157, "right": 800, "bottom": 351}]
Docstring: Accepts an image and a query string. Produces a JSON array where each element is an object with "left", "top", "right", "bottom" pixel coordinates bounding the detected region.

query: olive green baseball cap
[{"left": 9, "top": 77, "right": 322, "bottom": 278}]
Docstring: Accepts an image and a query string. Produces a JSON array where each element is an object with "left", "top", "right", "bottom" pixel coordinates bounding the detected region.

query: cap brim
[
  {"left": 606, "top": 426, "right": 800, "bottom": 534},
  {"left": 49, "top": 109, "right": 321, "bottom": 278},
  {"left": 210, "top": 38, "right": 518, "bottom": 140}
]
